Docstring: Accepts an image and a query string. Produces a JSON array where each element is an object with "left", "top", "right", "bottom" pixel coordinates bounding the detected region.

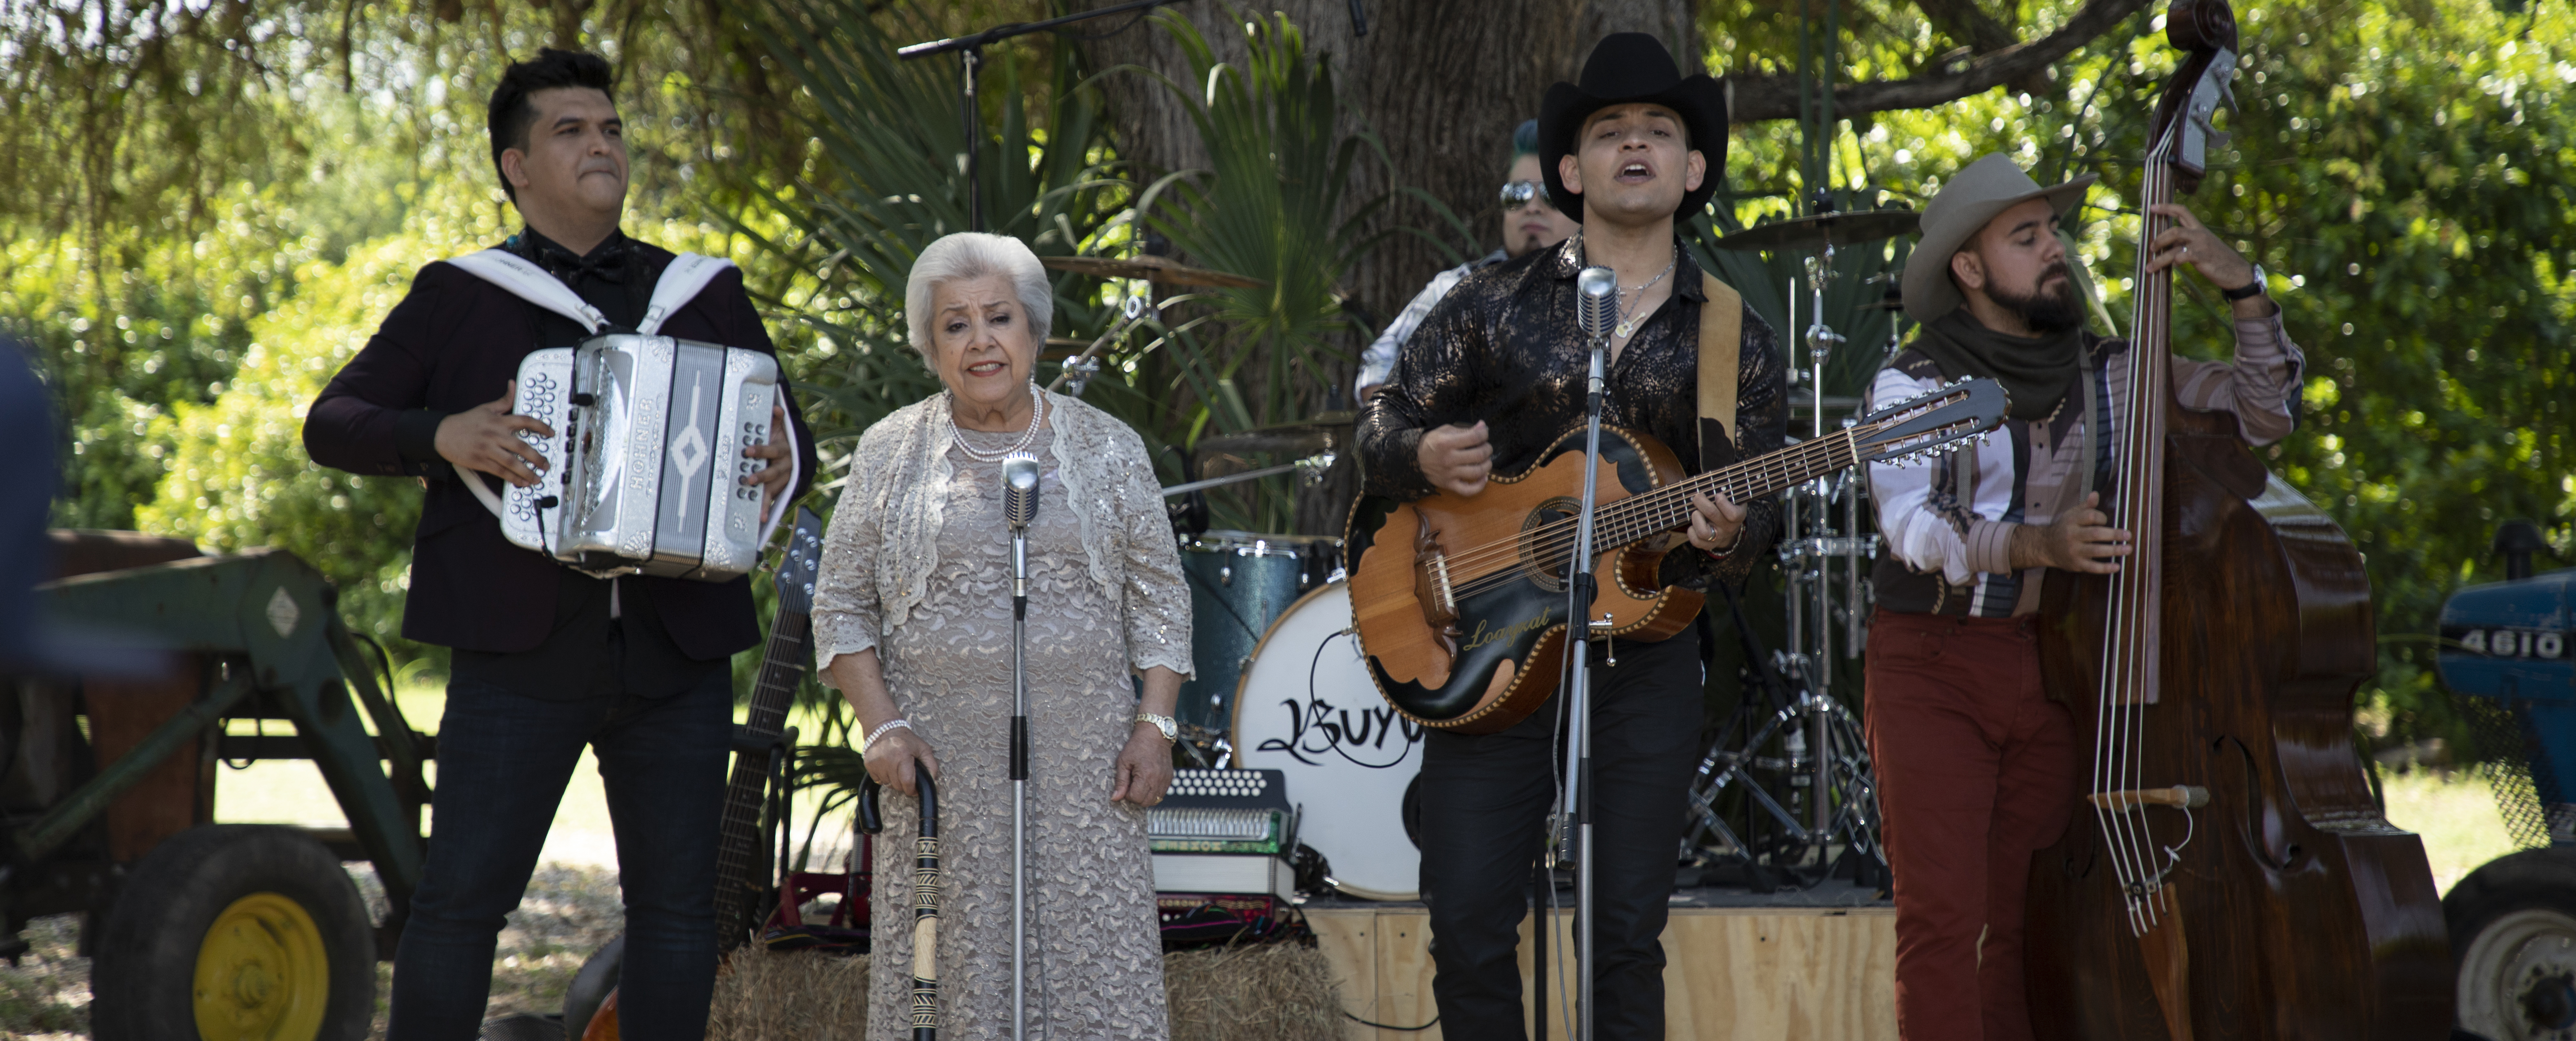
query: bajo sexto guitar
[{"left": 1346, "top": 379, "right": 2009, "bottom": 734}]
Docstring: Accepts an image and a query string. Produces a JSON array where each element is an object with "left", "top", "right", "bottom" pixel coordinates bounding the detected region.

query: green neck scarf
[{"left": 1908, "top": 310, "right": 2084, "bottom": 422}]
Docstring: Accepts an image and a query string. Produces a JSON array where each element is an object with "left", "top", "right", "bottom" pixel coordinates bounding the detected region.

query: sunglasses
[{"left": 1499, "top": 180, "right": 1555, "bottom": 213}]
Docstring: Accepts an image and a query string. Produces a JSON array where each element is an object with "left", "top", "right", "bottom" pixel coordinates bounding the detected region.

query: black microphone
[
  {"left": 1576, "top": 266, "right": 1617, "bottom": 345},
  {"left": 1003, "top": 452, "right": 1040, "bottom": 531}
]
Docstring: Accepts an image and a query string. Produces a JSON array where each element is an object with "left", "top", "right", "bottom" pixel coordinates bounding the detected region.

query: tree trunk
[{"left": 1077, "top": 0, "right": 1693, "bottom": 356}]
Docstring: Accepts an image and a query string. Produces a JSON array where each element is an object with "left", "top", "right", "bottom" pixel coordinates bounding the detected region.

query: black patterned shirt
[{"left": 1356, "top": 234, "right": 1788, "bottom": 589}]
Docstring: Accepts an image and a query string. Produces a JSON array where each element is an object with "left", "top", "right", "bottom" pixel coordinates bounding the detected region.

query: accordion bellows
[
  {"left": 504, "top": 336, "right": 780, "bottom": 581},
  {"left": 445, "top": 248, "right": 794, "bottom": 584}
]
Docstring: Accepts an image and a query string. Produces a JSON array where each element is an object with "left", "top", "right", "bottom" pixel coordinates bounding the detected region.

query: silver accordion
[{"left": 492, "top": 334, "right": 782, "bottom": 582}]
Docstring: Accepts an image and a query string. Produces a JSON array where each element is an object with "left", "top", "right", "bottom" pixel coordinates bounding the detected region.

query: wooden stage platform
[{"left": 1306, "top": 890, "right": 1897, "bottom": 1041}]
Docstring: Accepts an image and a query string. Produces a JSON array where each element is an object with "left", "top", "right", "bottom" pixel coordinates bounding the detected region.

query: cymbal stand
[
  {"left": 1679, "top": 242, "right": 1888, "bottom": 887},
  {"left": 1049, "top": 295, "right": 1150, "bottom": 397},
  {"left": 899, "top": 0, "right": 1193, "bottom": 231}
]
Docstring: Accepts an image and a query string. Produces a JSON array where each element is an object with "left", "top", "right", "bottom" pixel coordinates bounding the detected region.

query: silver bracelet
[{"left": 863, "top": 718, "right": 912, "bottom": 751}]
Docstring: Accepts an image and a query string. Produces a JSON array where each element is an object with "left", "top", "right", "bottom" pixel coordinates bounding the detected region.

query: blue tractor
[{"left": 2436, "top": 521, "right": 2576, "bottom": 1041}]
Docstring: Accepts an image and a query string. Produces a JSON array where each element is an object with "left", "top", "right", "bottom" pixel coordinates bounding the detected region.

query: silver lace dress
[{"left": 813, "top": 392, "right": 1190, "bottom": 1039}]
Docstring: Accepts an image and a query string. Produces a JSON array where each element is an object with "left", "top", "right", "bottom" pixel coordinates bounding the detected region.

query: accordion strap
[{"left": 442, "top": 248, "right": 735, "bottom": 335}]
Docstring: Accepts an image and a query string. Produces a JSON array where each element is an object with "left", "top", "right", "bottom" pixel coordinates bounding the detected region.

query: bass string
[
  {"left": 2091, "top": 142, "right": 2153, "bottom": 922},
  {"left": 2095, "top": 136, "right": 2180, "bottom": 930}
]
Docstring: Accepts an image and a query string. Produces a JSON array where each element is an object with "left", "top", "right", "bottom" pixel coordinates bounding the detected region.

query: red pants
[{"left": 1864, "top": 611, "right": 2077, "bottom": 1041}]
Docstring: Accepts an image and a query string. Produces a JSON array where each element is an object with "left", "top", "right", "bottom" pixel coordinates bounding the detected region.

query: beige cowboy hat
[{"left": 1901, "top": 154, "right": 2098, "bottom": 323}]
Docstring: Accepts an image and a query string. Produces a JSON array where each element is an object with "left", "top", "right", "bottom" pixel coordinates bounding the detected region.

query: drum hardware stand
[
  {"left": 1677, "top": 243, "right": 1889, "bottom": 891},
  {"left": 899, "top": 0, "right": 1193, "bottom": 232},
  {"left": 1049, "top": 294, "right": 1150, "bottom": 397},
  {"left": 1155, "top": 446, "right": 1336, "bottom": 498}
]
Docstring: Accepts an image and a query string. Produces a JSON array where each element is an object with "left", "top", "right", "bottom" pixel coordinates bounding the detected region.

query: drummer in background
[{"left": 1352, "top": 118, "right": 1579, "bottom": 401}]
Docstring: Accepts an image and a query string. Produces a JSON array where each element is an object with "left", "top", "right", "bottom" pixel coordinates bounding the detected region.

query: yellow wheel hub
[{"left": 193, "top": 892, "right": 329, "bottom": 1041}]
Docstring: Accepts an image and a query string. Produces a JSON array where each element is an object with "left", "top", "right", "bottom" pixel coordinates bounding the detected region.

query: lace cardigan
[{"left": 810, "top": 389, "right": 1194, "bottom": 682}]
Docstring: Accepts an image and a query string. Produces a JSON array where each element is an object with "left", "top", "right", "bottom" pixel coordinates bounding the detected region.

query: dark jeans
[
  {"left": 387, "top": 669, "right": 731, "bottom": 1041},
  {"left": 1417, "top": 630, "right": 1705, "bottom": 1040}
]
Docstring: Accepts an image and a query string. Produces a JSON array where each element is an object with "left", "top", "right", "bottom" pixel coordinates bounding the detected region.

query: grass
[
  {"left": 2379, "top": 765, "right": 2524, "bottom": 895},
  {"left": 0, "top": 706, "right": 2526, "bottom": 1038}
]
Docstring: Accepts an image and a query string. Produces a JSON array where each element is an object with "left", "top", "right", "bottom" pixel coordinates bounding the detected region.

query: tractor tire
[
  {"left": 2447, "top": 846, "right": 2576, "bottom": 1041},
  {"left": 92, "top": 824, "right": 376, "bottom": 1041}
]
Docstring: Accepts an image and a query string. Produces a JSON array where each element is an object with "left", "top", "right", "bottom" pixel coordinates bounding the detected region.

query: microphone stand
[
  {"left": 1002, "top": 454, "right": 1039, "bottom": 1041},
  {"left": 1556, "top": 267, "right": 1618, "bottom": 1041},
  {"left": 897, "top": 0, "right": 1193, "bottom": 232}
]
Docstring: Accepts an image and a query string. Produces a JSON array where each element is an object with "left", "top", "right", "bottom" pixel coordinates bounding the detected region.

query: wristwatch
[
  {"left": 1134, "top": 712, "right": 1178, "bottom": 742},
  {"left": 2221, "top": 264, "right": 2268, "bottom": 302}
]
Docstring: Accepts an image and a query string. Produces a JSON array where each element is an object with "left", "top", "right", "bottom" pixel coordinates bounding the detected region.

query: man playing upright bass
[
  {"left": 1356, "top": 33, "right": 1786, "bottom": 1038},
  {"left": 1861, "top": 153, "right": 2300, "bottom": 1041}
]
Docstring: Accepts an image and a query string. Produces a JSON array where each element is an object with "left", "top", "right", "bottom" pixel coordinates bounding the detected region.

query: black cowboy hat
[{"left": 1539, "top": 33, "right": 1729, "bottom": 222}]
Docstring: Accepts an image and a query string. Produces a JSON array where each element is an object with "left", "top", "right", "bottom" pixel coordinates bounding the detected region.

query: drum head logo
[{"left": 1252, "top": 628, "right": 1423, "bottom": 769}]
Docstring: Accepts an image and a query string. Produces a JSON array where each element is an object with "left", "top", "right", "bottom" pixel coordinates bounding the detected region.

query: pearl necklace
[{"left": 949, "top": 381, "right": 1046, "bottom": 462}]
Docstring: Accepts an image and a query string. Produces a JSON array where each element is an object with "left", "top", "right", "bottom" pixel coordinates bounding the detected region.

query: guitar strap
[{"left": 1696, "top": 271, "right": 1745, "bottom": 469}]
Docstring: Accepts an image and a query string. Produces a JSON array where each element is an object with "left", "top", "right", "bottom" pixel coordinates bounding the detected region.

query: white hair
[{"left": 903, "top": 232, "right": 1054, "bottom": 369}]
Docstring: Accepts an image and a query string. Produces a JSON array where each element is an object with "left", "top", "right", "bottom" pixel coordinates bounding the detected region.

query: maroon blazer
[{"left": 303, "top": 244, "right": 819, "bottom": 659}]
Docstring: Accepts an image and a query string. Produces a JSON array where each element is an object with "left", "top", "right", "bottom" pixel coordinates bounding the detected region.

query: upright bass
[{"left": 2022, "top": 2, "right": 2453, "bottom": 1037}]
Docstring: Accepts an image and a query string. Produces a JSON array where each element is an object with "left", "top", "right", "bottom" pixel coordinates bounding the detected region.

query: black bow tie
[{"left": 529, "top": 236, "right": 630, "bottom": 286}]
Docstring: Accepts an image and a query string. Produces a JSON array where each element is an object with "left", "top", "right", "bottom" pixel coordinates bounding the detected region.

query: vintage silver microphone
[
  {"left": 1564, "top": 265, "right": 1619, "bottom": 1041},
  {"left": 1001, "top": 451, "right": 1039, "bottom": 1041},
  {"left": 1576, "top": 266, "right": 1617, "bottom": 341}
]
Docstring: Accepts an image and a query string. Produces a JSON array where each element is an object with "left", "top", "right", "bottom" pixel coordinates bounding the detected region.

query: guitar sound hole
[{"left": 1520, "top": 496, "right": 1583, "bottom": 593}]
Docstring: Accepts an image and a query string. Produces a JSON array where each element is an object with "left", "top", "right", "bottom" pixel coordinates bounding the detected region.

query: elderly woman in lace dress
[{"left": 810, "top": 231, "right": 1189, "bottom": 1039}]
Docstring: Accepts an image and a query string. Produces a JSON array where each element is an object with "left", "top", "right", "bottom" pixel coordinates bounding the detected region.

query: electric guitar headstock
[{"left": 1851, "top": 378, "right": 2011, "bottom": 466}]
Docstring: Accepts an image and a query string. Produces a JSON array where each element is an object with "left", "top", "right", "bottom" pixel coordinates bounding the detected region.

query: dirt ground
[
  {"left": 0, "top": 770, "right": 2514, "bottom": 1039},
  {"left": 0, "top": 862, "right": 623, "bottom": 1040}
]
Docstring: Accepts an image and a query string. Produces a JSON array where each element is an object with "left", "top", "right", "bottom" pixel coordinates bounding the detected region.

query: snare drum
[
  {"left": 1230, "top": 582, "right": 1423, "bottom": 900},
  {"left": 1175, "top": 532, "right": 1342, "bottom": 736}
]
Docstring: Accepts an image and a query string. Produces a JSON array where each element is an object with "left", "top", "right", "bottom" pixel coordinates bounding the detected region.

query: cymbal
[
  {"left": 1712, "top": 210, "right": 1921, "bottom": 253},
  {"left": 1193, "top": 412, "right": 1356, "bottom": 458},
  {"left": 1040, "top": 255, "right": 1267, "bottom": 289}
]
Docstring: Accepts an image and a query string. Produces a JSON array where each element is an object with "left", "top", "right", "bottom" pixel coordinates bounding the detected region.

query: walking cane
[{"left": 861, "top": 770, "right": 941, "bottom": 1041}]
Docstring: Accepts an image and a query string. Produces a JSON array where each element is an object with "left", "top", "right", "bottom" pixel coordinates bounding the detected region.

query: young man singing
[{"left": 1355, "top": 33, "right": 1786, "bottom": 1038}]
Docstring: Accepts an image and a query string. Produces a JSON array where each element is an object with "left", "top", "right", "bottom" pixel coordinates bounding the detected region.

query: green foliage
[
  {"left": 738, "top": 0, "right": 1126, "bottom": 451},
  {"left": 1126, "top": 9, "right": 1460, "bottom": 414},
  {"left": 1090, "top": 10, "right": 1468, "bottom": 530},
  {"left": 1704, "top": 0, "right": 2576, "bottom": 752},
  {"left": 133, "top": 233, "right": 454, "bottom": 651}
]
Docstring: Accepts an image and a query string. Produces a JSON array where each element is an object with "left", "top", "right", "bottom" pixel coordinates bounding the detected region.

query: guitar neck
[
  {"left": 739, "top": 612, "right": 811, "bottom": 741},
  {"left": 712, "top": 606, "right": 812, "bottom": 920},
  {"left": 1589, "top": 430, "right": 1861, "bottom": 547}
]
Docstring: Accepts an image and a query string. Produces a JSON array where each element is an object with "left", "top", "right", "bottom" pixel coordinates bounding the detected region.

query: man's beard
[
  {"left": 1987, "top": 263, "right": 2086, "bottom": 334},
  {"left": 1506, "top": 229, "right": 1550, "bottom": 258}
]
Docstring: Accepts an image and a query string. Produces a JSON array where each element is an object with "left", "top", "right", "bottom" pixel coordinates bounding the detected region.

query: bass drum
[{"left": 1230, "top": 581, "right": 1424, "bottom": 901}]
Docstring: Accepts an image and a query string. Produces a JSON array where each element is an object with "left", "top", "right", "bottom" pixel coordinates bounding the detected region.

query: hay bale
[
  {"left": 706, "top": 940, "right": 1342, "bottom": 1040},
  {"left": 706, "top": 945, "right": 869, "bottom": 1041},
  {"left": 1165, "top": 943, "right": 1342, "bottom": 1041}
]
